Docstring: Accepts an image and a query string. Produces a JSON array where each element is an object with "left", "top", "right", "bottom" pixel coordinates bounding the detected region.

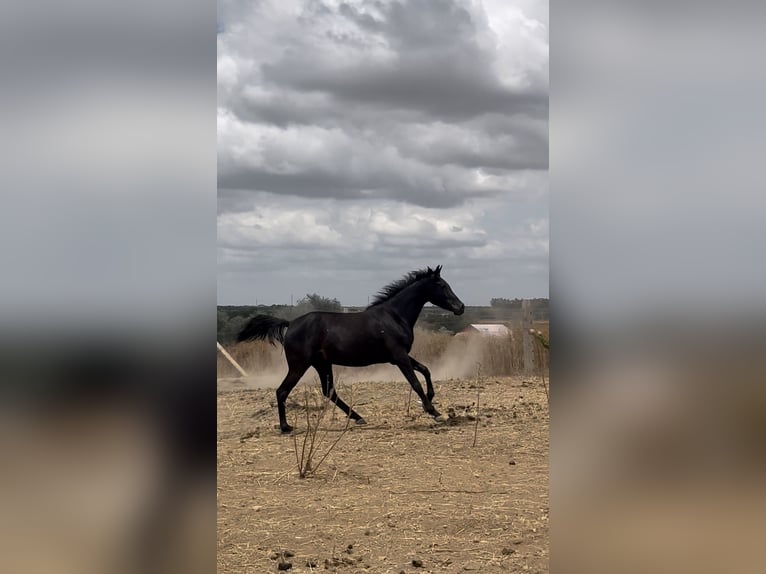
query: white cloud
[{"left": 218, "top": 208, "right": 343, "bottom": 250}]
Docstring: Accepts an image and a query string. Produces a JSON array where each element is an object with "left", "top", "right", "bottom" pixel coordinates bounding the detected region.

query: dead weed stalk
[
  {"left": 292, "top": 380, "right": 352, "bottom": 479},
  {"left": 473, "top": 362, "right": 482, "bottom": 447},
  {"left": 531, "top": 329, "right": 550, "bottom": 405}
]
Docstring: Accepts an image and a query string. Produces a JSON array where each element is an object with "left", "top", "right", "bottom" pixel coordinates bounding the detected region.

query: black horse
[{"left": 237, "top": 266, "right": 465, "bottom": 433}]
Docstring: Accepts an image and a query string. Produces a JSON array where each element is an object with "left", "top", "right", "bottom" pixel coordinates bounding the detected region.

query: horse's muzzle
[{"left": 454, "top": 303, "right": 465, "bottom": 315}]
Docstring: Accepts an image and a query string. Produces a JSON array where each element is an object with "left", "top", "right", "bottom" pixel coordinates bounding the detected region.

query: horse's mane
[{"left": 367, "top": 267, "right": 439, "bottom": 308}]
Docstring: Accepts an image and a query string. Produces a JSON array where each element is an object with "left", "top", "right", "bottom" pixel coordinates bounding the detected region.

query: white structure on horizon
[{"left": 457, "top": 323, "right": 512, "bottom": 337}]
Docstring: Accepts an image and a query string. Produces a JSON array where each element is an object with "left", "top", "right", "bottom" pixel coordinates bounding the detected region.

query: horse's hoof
[
  {"left": 355, "top": 418, "right": 367, "bottom": 425},
  {"left": 280, "top": 425, "right": 293, "bottom": 434},
  {"left": 433, "top": 414, "right": 446, "bottom": 423}
]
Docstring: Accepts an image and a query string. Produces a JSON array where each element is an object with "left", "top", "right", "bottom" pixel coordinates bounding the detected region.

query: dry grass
[
  {"left": 216, "top": 338, "right": 286, "bottom": 378},
  {"left": 217, "top": 376, "right": 549, "bottom": 573}
]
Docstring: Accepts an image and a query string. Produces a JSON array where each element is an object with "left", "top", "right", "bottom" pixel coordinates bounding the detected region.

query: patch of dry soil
[{"left": 218, "top": 376, "right": 548, "bottom": 573}]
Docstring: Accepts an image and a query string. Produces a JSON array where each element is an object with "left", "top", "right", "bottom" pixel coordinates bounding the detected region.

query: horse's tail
[{"left": 236, "top": 315, "right": 290, "bottom": 346}]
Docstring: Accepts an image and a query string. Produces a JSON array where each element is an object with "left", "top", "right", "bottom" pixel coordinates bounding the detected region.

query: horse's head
[{"left": 424, "top": 265, "right": 465, "bottom": 315}]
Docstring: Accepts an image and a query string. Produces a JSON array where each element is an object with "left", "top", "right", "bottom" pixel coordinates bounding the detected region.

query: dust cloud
[{"left": 218, "top": 331, "right": 507, "bottom": 391}]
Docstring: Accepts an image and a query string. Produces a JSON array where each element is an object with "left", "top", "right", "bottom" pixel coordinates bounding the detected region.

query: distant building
[{"left": 457, "top": 324, "right": 512, "bottom": 337}]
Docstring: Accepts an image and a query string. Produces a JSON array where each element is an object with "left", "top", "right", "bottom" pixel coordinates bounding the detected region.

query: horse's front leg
[
  {"left": 395, "top": 356, "right": 443, "bottom": 421},
  {"left": 409, "top": 356, "right": 435, "bottom": 402}
]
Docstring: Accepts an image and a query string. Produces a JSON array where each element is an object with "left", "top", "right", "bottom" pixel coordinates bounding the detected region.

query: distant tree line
[
  {"left": 295, "top": 293, "right": 341, "bottom": 313},
  {"left": 217, "top": 293, "right": 341, "bottom": 344},
  {"left": 488, "top": 298, "right": 549, "bottom": 321},
  {"left": 217, "top": 295, "right": 548, "bottom": 343},
  {"left": 490, "top": 297, "right": 548, "bottom": 310}
]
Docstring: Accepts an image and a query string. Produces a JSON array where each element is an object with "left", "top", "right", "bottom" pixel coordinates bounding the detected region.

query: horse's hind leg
[
  {"left": 316, "top": 364, "right": 366, "bottom": 425},
  {"left": 409, "top": 356, "right": 435, "bottom": 402},
  {"left": 276, "top": 363, "right": 309, "bottom": 433}
]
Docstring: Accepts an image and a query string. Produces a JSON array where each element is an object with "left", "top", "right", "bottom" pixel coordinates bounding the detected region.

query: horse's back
[
  {"left": 283, "top": 310, "right": 395, "bottom": 366},
  {"left": 283, "top": 311, "right": 366, "bottom": 346}
]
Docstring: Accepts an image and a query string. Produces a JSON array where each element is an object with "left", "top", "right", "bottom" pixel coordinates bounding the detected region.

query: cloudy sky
[{"left": 217, "top": 0, "right": 548, "bottom": 306}]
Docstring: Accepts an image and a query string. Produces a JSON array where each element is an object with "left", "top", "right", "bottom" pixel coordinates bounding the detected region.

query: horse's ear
[
  {"left": 435, "top": 265, "right": 442, "bottom": 276},
  {"left": 427, "top": 266, "right": 433, "bottom": 273}
]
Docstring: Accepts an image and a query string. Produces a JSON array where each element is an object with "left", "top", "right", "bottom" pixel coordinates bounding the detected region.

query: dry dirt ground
[{"left": 218, "top": 376, "right": 549, "bottom": 574}]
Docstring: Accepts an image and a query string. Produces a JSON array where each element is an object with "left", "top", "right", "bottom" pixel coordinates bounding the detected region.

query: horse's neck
[{"left": 384, "top": 283, "right": 428, "bottom": 328}]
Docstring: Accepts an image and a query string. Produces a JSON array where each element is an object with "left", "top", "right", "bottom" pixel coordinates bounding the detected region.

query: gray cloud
[{"left": 218, "top": 0, "right": 548, "bottom": 304}]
